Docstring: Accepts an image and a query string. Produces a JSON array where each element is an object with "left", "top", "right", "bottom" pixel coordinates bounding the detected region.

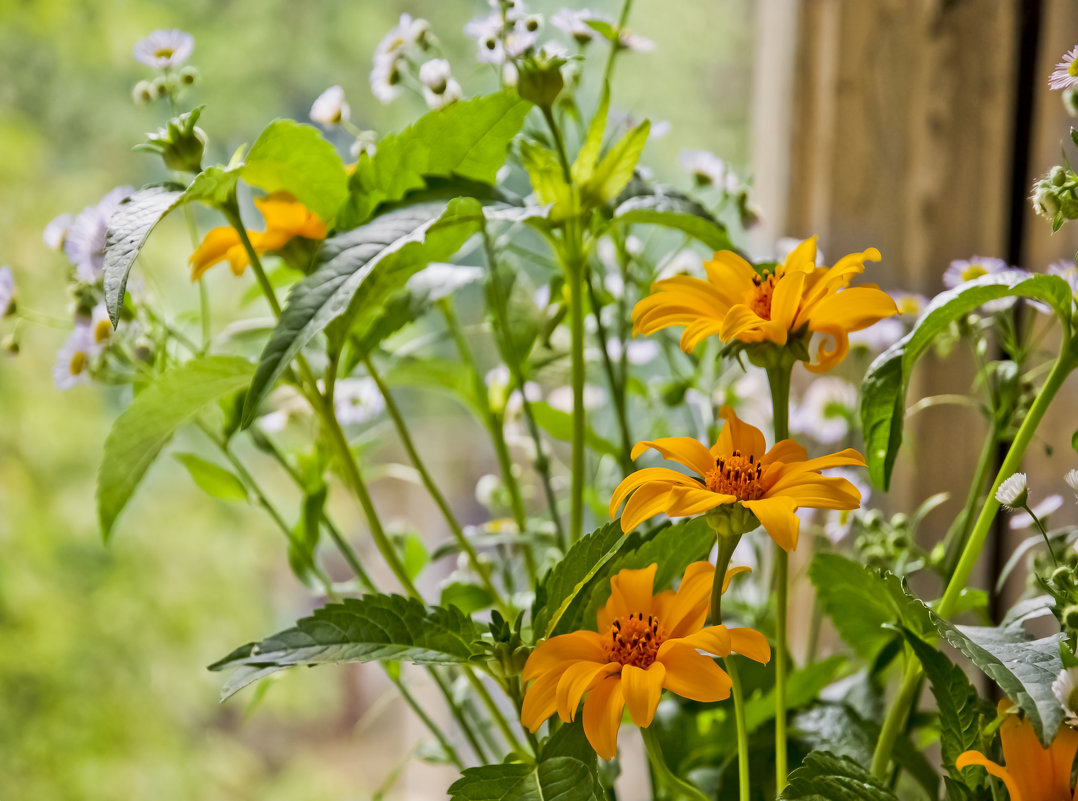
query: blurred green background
[{"left": 0, "top": 1, "right": 752, "bottom": 798}]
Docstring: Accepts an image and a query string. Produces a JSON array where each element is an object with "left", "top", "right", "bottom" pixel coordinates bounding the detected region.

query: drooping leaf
[
  {"left": 612, "top": 190, "right": 735, "bottom": 252},
  {"left": 97, "top": 356, "right": 256, "bottom": 539},
  {"left": 861, "top": 271, "right": 1074, "bottom": 488},
  {"left": 242, "top": 118, "right": 349, "bottom": 223},
  {"left": 209, "top": 593, "right": 488, "bottom": 699},
  {"left": 448, "top": 757, "right": 598, "bottom": 801},
  {"left": 529, "top": 401, "right": 621, "bottom": 460},
  {"left": 780, "top": 751, "right": 898, "bottom": 801},
  {"left": 341, "top": 92, "right": 531, "bottom": 228},
  {"left": 103, "top": 184, "right": 185, "bottom": 324},
  {"left": 173, "top": 452, "right": 249, "bottom": 501},
  {"left": 241, "top": 198, "right": 483, "bottom": 426}
]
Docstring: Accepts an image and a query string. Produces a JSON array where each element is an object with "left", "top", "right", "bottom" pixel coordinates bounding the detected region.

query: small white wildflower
[
  {"left": 54, "top": 323, "right": 95, "bottom": 390},
  {"left": 375, "top": 13, "right": 428, "bottom": 59},
  {"left": 505, "top": 17, "right": 542, "bottom": 57},
  {"left": 650, "top": 120, "right": 671, "bottom": 139},
  {"left": 604, "top": 271, "right": 624, "bottom": 298},
  {"left": 335, "top": 377, "right": 385, "bottom": 425},
  {"left": 0, "top": 267, "right": 13, "bottom": 317},
  {"left": 893, "top": 292, "right": 930, "bottom": 317},
  {"left": 995, "top": 473, "right": 1029, "bottom": 508},
  {"left": 485, "top": 365, "right": 511, "bottom": 388},
  {"left": 618, "top": 29, "right": 655, "bottom": 52},
  {"left": 1030, "top": 260, "right": 1078, "bottom": 315},
  {"left": 790, "top": 378, "right": 858, "bottom": 444},
  {"left": 848, "top": 318, "right": 905, "bottom": 352},
  {"left": 551, "top": 8, "right": 607, "bottom": 44},
  {"left": 1010, "top": 494, "right": 1064, "bottom": 530},
  {"left": 1053, "top": 666, "right": 1078, "bottom": 726},
  {"left": 309, "top": 85, "right": 350, "bottom": 126},
  {"left": 475, "top": 474, "right": 501, "bottom": 508},
  {"left": 89, "top": 303, "right": 112, "bottom": 353},
  {"left": 370, "top": 53, "right": 404, "bottom": 104},
  {"left": 465, "top": 13, "right": 505, "bottom": 63},
  {"left": 1065, "top": 469, "right": 1078, "bottom": 494},
  {"left": 43, "top": 213, "right": 73, "bottom": 250},
  {"left": 501, "top": 61, "right": 519, "bottom": 87},
  {"left": 419, "top": 59, "right": 452, "bottom": 94},
  {"left": 1050, "top": 45, "right": 1078, "bottom": 91},
  {"left": 942, "top": 257, "right": 1015, "bottom": 313},
  {"left": 133, "top": 30, "right": 194, "bottom": 69},
  {"left": 63, "top": 187, "right": 134, "bottom": 282},
  {"left": 679, "top": 150, "right": 727, "bottom": 187}
]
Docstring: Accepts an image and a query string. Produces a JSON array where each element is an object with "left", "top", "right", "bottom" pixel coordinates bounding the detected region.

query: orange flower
[
  {"left": 189, "top": 192, "right": 327, "bottom": 280},
  {"left": 632, "top": 237, "right": 898, "bottom": 372},
  {"left": 521, "top": 562, "right": 769, "bottom": 759},
  {"left": 957, "top": 705, "right": 1078, "bottom": 801},
  {"left": 610, "top": 406, "right": 864, "bottom": 551}
]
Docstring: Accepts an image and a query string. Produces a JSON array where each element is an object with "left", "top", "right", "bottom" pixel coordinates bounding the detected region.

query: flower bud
[
  {"left": 134, "top": 106, "right": 207, "bottom": 173},
  {"left": 1064, "top": 604, "right": 1078, "bottom": 630},
  {"left": 1052, "top": 565, "right": 1074, "bottom": 590},
  {"left": 1, "top": 333, "right": 18, "bottom": 356},
  {"left": 132, "top": 80, "right": 154, "bottom": 105},
  {"left": 150, "top": 75, "right": 172, "bottom": 99},
  {"left": 516, "top": 52, "right": 565, "bottom": 109},
  {"left": 996, "top": 472, "right": 1029, "bottom": 508},
  {"left": 178, "top": 65, "right": 199, "bottom": 87}
]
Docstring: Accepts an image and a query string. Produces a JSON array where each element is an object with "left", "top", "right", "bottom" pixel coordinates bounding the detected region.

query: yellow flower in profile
[
  {"left": 189, "top": 192, "right": 327, "bottom": 281},
  {"left": 610, "top": 406, "right": 864, "bottom": 551},
  {"left": 632, "top": 237, "right": 898, "bottom": 372},
  {"left": 957, "top": 703, "right": 1078, "bottom": 800},
  {"left": 521, "top": 562, "right": 769, "bottom": 759}
]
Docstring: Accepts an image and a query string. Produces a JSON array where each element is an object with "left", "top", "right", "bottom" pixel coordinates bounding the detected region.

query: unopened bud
[
  {"left": 1064, "top": 604, "right": 1078, "bottom": 630},
  {"left": 516, "top": 53, "right": 565, "bottom": 109},
  {"left": 132, "top": 80, "right": 154, "bottom": 105},
  {"left": 178, "top": 65, "right": 199, "bottom": 87}
]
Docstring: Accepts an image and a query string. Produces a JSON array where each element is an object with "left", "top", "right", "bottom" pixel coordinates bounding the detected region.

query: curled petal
[
  {"left": 582, "top": 675, "right": 625, "bottom": 760},
  {"left": 556, "top": 661, "right": 619, "bottom": 723},
  {"left": 630, "top": 436, "right": 716, "bottom": 477},
  {"left": 621, "top": 662, "right": 666, "bottom": 727},
  {"left": 523, "top": 630, "right": 606, "bottom": 682},
  {"left": 742, "top": 497, "right": 800, "bottom": 551}
]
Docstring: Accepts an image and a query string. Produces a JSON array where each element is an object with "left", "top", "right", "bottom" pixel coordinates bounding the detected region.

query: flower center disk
[
  {"left": 750, "top": 271, "right": 776, "bottom": 320},
  {"left": 705, "top": 449, "right": 765, "bottom": 499},
  {"left": 605, "top": 612, "right": 664, "bottom": 668}
]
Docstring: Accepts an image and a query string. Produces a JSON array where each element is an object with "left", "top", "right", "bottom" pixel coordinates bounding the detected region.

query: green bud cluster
[
  {"left": 134, "top": 106, "right": 207, "bottom": 173},
  {"left": 1031, "top": 164, "right": 1078, "bottom": 232},
  {"left": 853, "top": 509, "right": 921, "bottom": 573},
  {"left": 486, "top": 610, "right": 529, "bottom": 678}
]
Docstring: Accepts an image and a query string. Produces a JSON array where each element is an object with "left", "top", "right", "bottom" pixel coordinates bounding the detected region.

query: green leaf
[
  {"left": 341, "top": 92, "right": 531, "bottom": 228},
  {"left": 570, "top": 93, "right": 609, "bottom": 185},
  {"left": 901, "top": 630, "right": 986, "bottom": 779},
  {"left": 929, "top": 602, "right": 1064, "bottom": 746},
  {"left": 440, "top": 582, "right": 495, "bottom": 615},
  {"left": 241, "top": 198, "right": 483, "bottom": 426},
  {"left": 173, "top": 452, "right": 249, "bottom": 501},
  {"left": 448, "top": 757, "right": 598, "bottom": 801},
  {"left": 521, "top": 140, "right": 572, "bottom": 218},
  {"left": 532, "top": 520, "right": 630, "bottom": 640},
  {"left": 181, "top": 165, "right": 241, "bottom": 208},
  {"left": 861, "top": 271, "right": 1074, "bottom": 488},
  {"left": 529, "top": 401, "right": 621, "bottom": 459},
  {"left": 400, "top": 531, "right": 429, "bottom": 582},
  {"left": 242, "top": 119, "right": 348, "bottom": 223},
  {"left": 780, "top": 751, "right": 898, "bottom": 801},
  {"left": 103, "top": 184, "right": 185, "bottom": 325},
  {"left": 612, "top": 190, "right": 735, "bottom": 252},
  {"left": 580, "top": 120, "right": 650, "bottom": 208},
  {"left": 97, "top": 356, "right": 256, "bottom": 539},
  {"left": 209, "top": 593, "right": 488, "bottom": 699}
]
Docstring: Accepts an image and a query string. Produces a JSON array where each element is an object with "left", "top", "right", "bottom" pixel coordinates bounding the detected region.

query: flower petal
[
  {"left": 557, "top": 661, "right": 620, "bottom": 723},
  {"left": 955, "top": 751, "right": 1024, "bottom": 801},
  {"left": 622, "top": 663, "right": 666, "bottom": 727},
  {"left": 742, "top": 497, "right": 800, "bottom": 551},
  {"left": 609, "top": 467, "right": 702, "bottom": 520},
  {"left": 703, "top": 251, "right": 757, "bottom": 300},
  {"left": 661, "top": 624, "right": 732, "bottom": 658},
  {"left": 600, "top": 564, "right": 657, "bottom": 625},
  {"left": 769, "top": 268, "right": 807, "bottom": 331},
  {"left": 658, "top": 645, "right": 732, "bottom": 702},
  {"left": 764, "top": 439, "right": 809, "bottom": 465},
  {"left": 728, "top": 627, "right": 771, "bottom": 663},
  {"left": 999, "top": 712, "right": 1068, "bottom": 801},
  {"left": 620, "top": 481, "right": 676, "bottom": 533},
  {"left": 521, "top": 668, "right": 561, "bottom": 732},
  {"left": 523, "top": 630, "right": 607, "bottom": 682},
  {"left": 780, "top": 236, "right": 818, "bottom": 277},
  {"left": 582, "top": 675, "right": 625, "bottom": 760},
  {"left": 663, "top": 486, "right": 736, "bottom": 520},
  {"left": 190, "top": 227, "right": 248, "bottom": 280},
  {"left": 713, "top": 406, "right": 767, "bottom": 459},
  {"left": 763, "top": 476, "right": 862, "bottom": 509},
  {"left": 630, "top": 437, "right": 716, "bottom": 477},
  {"left": 662, "top": 561, "right": 716, "bottom": 638}
]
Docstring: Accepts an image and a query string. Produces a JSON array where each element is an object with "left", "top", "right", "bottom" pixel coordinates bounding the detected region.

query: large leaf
[
  {"left": 448, "top": 757, "right": 598, "bottom": 801},
  {"left": 97, "top": 356, "right": 256, "bottom": 538},
  {"left": 243, "top": 119, "right": 349, "bottom": 223},
  {"left": 930, "top": 603, "right": 1064, "bottom": 746},
  {"left": 612, "top": 190, "right": 734, "bottom": 252},
  {"left": 240, "top": 198, "right": 483, "bottom": 426},
  {"left": 861, "top": 271, "right": 1074, "bottom": 488},
  {"left": 209, "top": 593, "right": 487, "bottom": 699},
  {"left": 341, "top": 92, "right": 530, "bottom": 227},
  {"left": 173, "top": 452, "right": 249, "bottom": 501},
  {"left": 780, "top": 751, "right": 898, "bottom": 801},
  {"left": 103, "top": 184, "right": 185, "bottom": 324},
  {"left": 531, "top": 520, "right": 630, "bottom": 640}
]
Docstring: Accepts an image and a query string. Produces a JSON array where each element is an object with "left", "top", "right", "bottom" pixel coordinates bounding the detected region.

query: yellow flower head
[
  {"left": 610, "top": 406, "right": 865, "bottom": 551},
  {"left": 189, "top": 192, "right": 327, "bottom": 281},
  {"left": 957, "top": 703, "right": 1078, "bottom": 801},
  {"left": 521, "top": 561, "right": 769, "bottom": 759},
  {"left": 632, "top": 237, "right": 898, "bottom": 372}
]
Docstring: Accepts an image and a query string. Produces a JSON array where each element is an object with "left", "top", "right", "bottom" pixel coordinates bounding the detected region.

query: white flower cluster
[{"left": 365, "top": 14, "right": 463, "bottom": 110}]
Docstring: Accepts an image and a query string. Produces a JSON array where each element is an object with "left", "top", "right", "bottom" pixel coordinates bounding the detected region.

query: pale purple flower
[
  {"left": 133, "top": 30, "right": 194, "bottom": 69},
  {"left": 54, "top": 322, "right": 95, "bottom": 390},
  {"left": 1050, "top": 45, "right": 1078, "bottom": 91},
  {"left": 43, "top": 213, "right": 73, "bottom": 250},
  {"left": 309, "top": 86, "right": 350, "bottom": 126},
  {"left": 63, "top": 187, "right": 134, "bottom": 282},
  {"left": 942, "top": 256, "right": 1009, "bottom": 289}
]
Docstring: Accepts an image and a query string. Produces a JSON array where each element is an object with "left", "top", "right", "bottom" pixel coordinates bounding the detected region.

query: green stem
[
  {"left": 869, "top": 659, "right": 922, "bottom": 780},
  {"left": 567, "top": 252, "right": 587, "bottom": 543},
  {"left": 394, "top": 672, "right": 465, "bottom": 769},
  {"left": 222, "top": 203, "right": 282, "bottom": 317},
  {"left": 465, "top": 668, "right": 529, "bottom": 756},
  {"left": 724, "top": 658, "right": 751, "bottom": 801},
  {"left": 640, "top": 726, "right": 711, "bottom": 801},
  {"left": 440, "top": 300, "right": 538, "bottom": 584},
  {"left": 1023, "top": 502, "right": 1059, "bottom": 565},
  {"left": 942, "top": 422, "right": 1001, "bottom": 575},
  {"left": 430, "top": 667, "right": 491, "bottom": 763},
  {"left": 584, "top": 266, "right": 633, "bottom": 472},
  {"left": 599, "top": 0, "right": 636, "bottom": 108},
  {"left": 363, "top": 354, "right": 511, "bottom": 615}
]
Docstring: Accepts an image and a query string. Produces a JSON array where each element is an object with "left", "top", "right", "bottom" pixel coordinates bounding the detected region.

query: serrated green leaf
[
  {"left": 103, "top": 184, "right": 185, "bottom": 324},
  {"left": 861, "top": 272, "right": 1074, "bottom": 488},
  {"left": 529, "top": 401, "right": 621, "bottom": 459},
  {"left": 780, "top": 751, "right": 898, "bottom": 801},
  {"left": 580, "top": 120, "right": 649, "bottom": 208},
  {"left": 241, "top": 198, "right": 483, "bottom": 427},
  {"left": 173, "top": 452, "right": 249, "bottom": 501},
  {"left": 448, "top": 757, "right": 598, "bottom": 801},
  {"left": 242, "top": 119, "right": 348, "bottom": 223},
  {"left": 341, "top": 92, "right": 530, "bottom": 228},
  {"left": 97, "top": 356, "right": 256, "bottom": 539},
  {"left": 930, "top": 605, "right": 1064, "bottom": 746},
  {"left": 612, "top": 190, "right": 735, "bottom": 252},
  {"left": 209, "top": 593, "right": 488, "bottom": 699},
  {"left": 532, "top": 520, "right": 630, "bottom": 640}
]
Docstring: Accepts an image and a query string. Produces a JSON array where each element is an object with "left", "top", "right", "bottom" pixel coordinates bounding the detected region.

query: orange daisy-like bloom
[
  {"left": 189, "top": 192, "right": 327, "bottom": 280},
  {"left": 632, "top": 237, "right": 898, "bottom": 372},
  {"left": 957, "top": 704, "right": 1078, "bottom": 800},
  {"left": 610, "top": 406, "right": 865, "bottom": 551},
  {"left": 521, "top": 562, "right": 769, "bottom": 759}
]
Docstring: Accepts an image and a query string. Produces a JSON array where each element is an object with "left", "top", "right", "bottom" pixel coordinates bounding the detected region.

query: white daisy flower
[
  {"left": 547, "top": 384, "right": 606, "bottom": 412},
  {"left": 133, "top": 29, "right": 194, "bottom": 69},
  {"left": 1053, "top": 666, "right": 1078, "bottom": 725},
  {"left": 551, "top": 8, "right": 607, "bottom": 44},
  {"left": 944, "top": 257, "right": 1020, "bottom": 312},
  {"left": 88, "top": 303, "right": 113, "bottom": 353},
  {"left": 309, "top": 85, "right": 350, "bottom": 126},
  {"left": 1050, "top": 45, "right": 1078, "bottom": 91},
  {"left": 1065, "top": 468, "right": 1078, "bottom": 494},
  {"left": 618, "top": 29, "right": 655, "bottom": 52},
  {"left": 485, "top": 365, "right": 511, "bottom": 388},
  {"left": 424, "top": 79, "right": 461, "bottom": 109},
  {"left": 465, "top": 13, "right": 506, "bottom": 63},
  {"left": 63, "top": 186, "right": 134, "bottom": 282},
  {"left": 995, "top": 473, "right": 1029, "bottom": 508},
  {"left": 505, "top": 15, "right": 542, "bottom": 57},
  {"left": 375, "top": 13, "right": 428, "bottom": 59},
  {"left": 370, "top": 53, "right": 404, "bottom": 104},
  {"left": 334, "top": 377, "right": 385, "bottom": 426},
  {"left": 475, "top": 474, "right": 501, "bottom": 508},
  {"left": 1010, "top": 494, "right": 1064, "bottom": 530},
  {"left": 419, "top": 59, "right": 452, "bottom": 93},
  {"left": 790, "top": 377, "right": 858, "bottom": 444},
  {"left": 54, "top": 322, "right": 95, "bottom": 390},
  {"left": 679, "top": 150, "right": 728, "bottom": 187},
  {"left": 0, "top": 267, "right": 13, "bottom": 317},
  {"left": 43, "top": 213, "right": 73, "bottom": 250}
]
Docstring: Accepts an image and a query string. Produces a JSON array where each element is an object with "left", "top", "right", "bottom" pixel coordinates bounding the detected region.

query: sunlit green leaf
[{"left": 173, "top": 452, "right": 248, "bottom": 502}]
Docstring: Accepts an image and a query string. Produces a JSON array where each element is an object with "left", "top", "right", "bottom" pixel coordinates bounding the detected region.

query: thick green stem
[
  {"left": 640, "top": 726, "right": 711, "bottom": 801},
  {"left": 869, "top": 659, "right": 922, "bottom": 779},
  {"left": 568, "top": 255, "right": 587, "bottom": 542},
  {"left": 584, "top": 267, "right": 633, "bottom": 472},
  {"left": 465, "top": 668, "right": 529, "bottom": 756},
  {"left": 724, "top": 658, "right": 751, "bottom": 801}
]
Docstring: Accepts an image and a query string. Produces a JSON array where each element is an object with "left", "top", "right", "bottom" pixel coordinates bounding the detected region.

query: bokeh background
[{"left": 3, "top": 0, "right": 1078, "bottom": 799}]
